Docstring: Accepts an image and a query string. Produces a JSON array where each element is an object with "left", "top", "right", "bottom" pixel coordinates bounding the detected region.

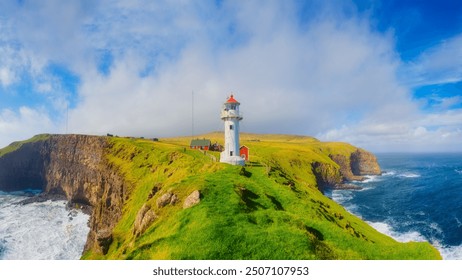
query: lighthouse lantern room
[{"left": 220, "top": 94, "right": 245, "bottom": 166}]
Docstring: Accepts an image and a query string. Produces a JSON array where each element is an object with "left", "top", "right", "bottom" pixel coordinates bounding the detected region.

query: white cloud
[
  {"left": 0, "top": 107, "right": 55, "bottom": 148},
  {"left": 0, "top": 67, "right": 15, "bottom": 87},
  {"left": 0, "top": 44, "right": 28, "bottom": 88},
  {"left": 318, "top": 109, "right": 462, "bottom": 152},
  {"left": 0, "top": 0, "right": 460, "bottom": 152},
  {"left": 68, "top": 2, "right": 418, "bottom": 144},
  {"left": 403, "top": 34, "right": 462, "bottom": 86}
]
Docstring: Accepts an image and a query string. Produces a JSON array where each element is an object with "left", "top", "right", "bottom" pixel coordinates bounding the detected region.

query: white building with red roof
[{"left": 220, "top": 94, "right": 245, "bottom": 166}]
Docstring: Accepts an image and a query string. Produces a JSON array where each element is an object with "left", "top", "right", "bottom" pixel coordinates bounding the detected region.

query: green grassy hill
[
  {"left": 80, "top": 133, "right": 441, "bottom": 260},
  {"left": 0, "top": 134, "right": 50, "bottom": 157}
]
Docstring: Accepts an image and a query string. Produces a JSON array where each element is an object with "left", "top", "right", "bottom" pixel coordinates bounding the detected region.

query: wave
[
  {"left": 438, "top": 244, "right": 462, "bottom": 260},
  {"left": 397, "top": 172, "right": 421, "bottom": 178},
  {"left": 368, "top": 221, "right": 462, "bottom": 259},
  {"left": 360, "top": 175, "right": 381, "bottom": 183},
  {"left": 368, "top": 221, "right": 427, "bottom": 243},
  {"left": 352, "top": 175, "right": 382, "bottom": 184},
  {"left": 382, "top": 170, "right": 396, "bottom": 176},
  {"left": 330, "top": 190, "right": 354, "bottom": 204},
  {"left": 455, "top": 169, "right": 462, "bottom": 175},
  {"left": 380, "top": 170, "right": 420, "bottom": 178},
  {"left": 0, "top": 194, "right": 89, "bottom": 260}
]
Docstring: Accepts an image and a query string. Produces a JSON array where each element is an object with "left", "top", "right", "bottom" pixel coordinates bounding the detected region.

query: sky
[{"left": 0, "top": 0, "right": 461, "bottom": 152}]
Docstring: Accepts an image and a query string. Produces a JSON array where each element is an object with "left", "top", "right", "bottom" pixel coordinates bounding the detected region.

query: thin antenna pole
[
  {"left": 192, "top": 91, "right": 194, "bottom": 138},
  {"left": 66, "top": 102, "right": 69, "bottom": 134}
]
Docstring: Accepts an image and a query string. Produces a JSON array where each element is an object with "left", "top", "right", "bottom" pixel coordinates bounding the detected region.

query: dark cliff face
[
  {"left": 350, "top": 149, "right": 381, "bottom": 175},
  {"left": 313, "top": 148, "right": 382, "bottom": 190},
  {"left": 0, "top": 142, "right": 47, "bottom": 191},
  {"left": 0, "top": 134, "right": 126, "bottom": 255}
]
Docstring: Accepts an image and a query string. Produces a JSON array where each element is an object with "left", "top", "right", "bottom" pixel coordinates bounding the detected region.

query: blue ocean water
[
  {"left": 326, "top": 153, "right": 462, "bottom": 259},
  {"left": 0, "top": 191, "right": 90, "bottom": 260}
]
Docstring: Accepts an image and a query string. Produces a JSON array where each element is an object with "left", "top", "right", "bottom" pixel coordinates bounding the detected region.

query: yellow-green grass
[
  {"left": 0, "top": 134, "right": 50, "bottom": 157},
  {"left": 83, "top": 134, "right": 441, "bottom": 260}
]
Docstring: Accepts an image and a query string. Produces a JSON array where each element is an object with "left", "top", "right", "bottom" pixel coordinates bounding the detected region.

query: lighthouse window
[
  {"left": 230, "top": 151, "right": 233, "bottom": 156},
  {"left": 229, "top": 125, "right": 233, "bottom": 130},
  {"left": 231, "top": 105, "right": 236, "bottom": 110}
]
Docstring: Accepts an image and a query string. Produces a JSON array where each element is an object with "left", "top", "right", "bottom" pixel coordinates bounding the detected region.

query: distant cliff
[
  {"left": 0, "top": 134, "right": 125, "bottom": 254},
  {"left": 0, "top": 134, "right": 440, "bottom": 260},
  {"left": 313, "top": 148, "right": 381, "bottom": 190}
]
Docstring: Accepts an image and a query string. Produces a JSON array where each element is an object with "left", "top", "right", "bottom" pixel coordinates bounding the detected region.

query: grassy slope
[
  {"left": 83, "top": 133, "right": 441, "bottom": 260},
  {"left": 0, "top": 134, "right": 50, "bottom": 157}
]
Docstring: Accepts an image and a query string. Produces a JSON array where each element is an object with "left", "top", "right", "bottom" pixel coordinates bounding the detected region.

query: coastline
[{"left": 327, "top": 153, "right": 462, "bottom": 260}]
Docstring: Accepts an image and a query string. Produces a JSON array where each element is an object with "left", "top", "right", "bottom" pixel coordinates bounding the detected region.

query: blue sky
[{"left": 0, "top": 0, "right": 461, "bottom": 152}]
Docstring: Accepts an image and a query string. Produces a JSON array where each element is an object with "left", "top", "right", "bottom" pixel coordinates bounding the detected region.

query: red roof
[{"left": 226, "top": 94, "right": 239, "bottom": 103}]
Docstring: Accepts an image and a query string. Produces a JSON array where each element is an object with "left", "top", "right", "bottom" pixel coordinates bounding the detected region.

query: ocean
[
  {"left": 325, "top": 153, "right": 462, "bottom": 259},
  {"left": 0, "top": 191, "right": 89, "bottom": 260}
]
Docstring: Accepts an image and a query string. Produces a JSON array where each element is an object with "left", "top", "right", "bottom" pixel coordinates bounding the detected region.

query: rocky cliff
[
  {"left": 0, "top": 134, "right": 385, "bottom": 258},
  {"left": 0, "top": 134, "right": 125, "bottom": 254},
  {"left": 312, "top": 148, "right": 381, "bottom": 190}
]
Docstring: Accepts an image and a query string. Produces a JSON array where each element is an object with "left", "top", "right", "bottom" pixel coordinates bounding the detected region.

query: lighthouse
[{"left": 220, "top": 94, "right": 245, "bottom": 166}]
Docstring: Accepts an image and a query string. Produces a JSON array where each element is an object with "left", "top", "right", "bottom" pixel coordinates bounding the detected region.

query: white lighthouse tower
[{"left": 220, "top": 94, "right": 245, "bottom": 166}]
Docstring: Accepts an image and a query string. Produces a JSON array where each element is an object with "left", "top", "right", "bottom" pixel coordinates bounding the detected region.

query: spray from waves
[
  {"left": 368, "top": 221, "right": 427, "bottom": 242},
  {"left": 397, "top": 172, "right": 421, "bottom": 178},
  {"left": 368, "top": 221, "right": 462, "bottom": 260},
  {"left": 380, "top": 170, "right": 420, "bottom": 178},
  {"left": 357, "top": 175, "right": 381, "bottom": 183},
  {"left": 382, "top": 170, "right": 396, "bottom": 176},
  {"left": 355, "top": 171, "right": 420, "bottom": 183},
  {"left": 0, "top": 193, "right": 89, "bottom": 260},
  {"left": 438, "top": 244, "right": 462, "bottom": 260}
]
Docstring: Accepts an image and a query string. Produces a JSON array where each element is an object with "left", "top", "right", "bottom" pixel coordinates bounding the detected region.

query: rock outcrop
[
  {"left": 183, "top": 190, "right": 201, "bottom": 209},
  {"left": 156, "top": 191, "right": 178, "bottom": 208},
  {"left": 350, "top": 149, "right": 381, "bottom": 175},
  {"left": 133, "top": 204, "right": 157, "bottom": 237},
  {"left": 313, "top": 148, "right": 382, "bottom": 190},
  {"left": 0, "top": 134, "right": 125, "bottom": 255}
]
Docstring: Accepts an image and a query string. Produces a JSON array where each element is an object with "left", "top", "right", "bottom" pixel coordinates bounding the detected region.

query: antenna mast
[
  {"left": 66, "top": 102, "right": 69, "bottom": 134},
  {"left": 192, "top": 91, "right": 194, "bottom": 138}
]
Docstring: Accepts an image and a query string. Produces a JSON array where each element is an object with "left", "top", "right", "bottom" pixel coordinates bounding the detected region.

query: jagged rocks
[
  {"left": 183, "top": 190, "right": 200, "bottom": 209},
  {"left": 311, "top": 161, "right": 343, "bottom": 188},
  {"left": 350, "top": 149, "right": 381, "bottom": 175},
  {"left": 329, "top": 154, "right": 357, "bottom": 181},
  {"left": 96, "top": 229, "right": 113, "bottom": 255},
  {"left": 156, "top": 192, "right": 179, "bottom": 208},
  {"left": 134, "top": 204, "right": 158, "bottom": 237},
  {"left": 318, "top": 149, "right": 381, "bottom": 190}
]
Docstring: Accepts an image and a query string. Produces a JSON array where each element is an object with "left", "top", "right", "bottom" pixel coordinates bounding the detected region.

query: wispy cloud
[
  {"left": 0, "top": 106, "right": 54, "bottom": 142},
  {"left": 0, "top": 0, "right": 461, "bottom": 152},
  {"left": 402, "top": 34, "right": 462, "bottom": 87}
]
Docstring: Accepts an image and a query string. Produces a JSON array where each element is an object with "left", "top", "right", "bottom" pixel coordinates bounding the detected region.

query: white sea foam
[
  {"left": 331, "top": 190, "right": 353, "bottom": 204},
  {"left": 358, "top": 175, "right": 381, "bottom": 183},
  {"left": 0, "top": 194, "right": 89, "bottom": 260},
  {"left": 368, "top": 221, "right": 462, "bottom": 259},
  {"left": 455, "top": 169, "right": 462, "bottom": 175},
  {"left": 368, "top": 221, "right": 427, "bottom": 243},
  {"left": 398, "top": 172, "right": 421, "bottom": 178},
  {"left": 382, "top": 170, "right": 396, "bottom": 176},
  {"left": 438, "top": 244, "right": 462, "bottom": 260}
]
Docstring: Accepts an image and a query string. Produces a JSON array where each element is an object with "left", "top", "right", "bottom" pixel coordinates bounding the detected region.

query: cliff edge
[
  {"left": 0, "top": 134, "right": 124, "bottom": 254},
  {"left": 0, "top": 134, "right": 440, "bottom": 260}
]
